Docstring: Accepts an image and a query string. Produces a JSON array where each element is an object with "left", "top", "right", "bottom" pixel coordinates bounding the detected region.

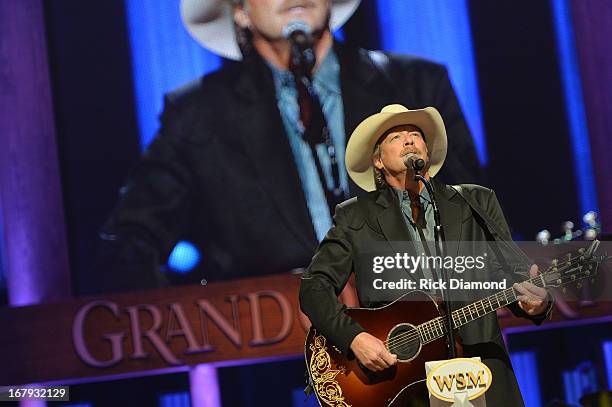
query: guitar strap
[
  {"left": 451, "top": 184, "right": 532, "bottom": 276},
  {"left": 452, "top": 185, "right": 556, "bottom": 321}
]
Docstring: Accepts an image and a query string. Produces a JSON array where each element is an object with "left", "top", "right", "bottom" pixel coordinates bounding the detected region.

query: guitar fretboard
[
  {"left": 417, "top": 275, "right": 546, "bottom": 344},
  {"left": 412, "top": 242, "right": 602, "bottom": 344}
]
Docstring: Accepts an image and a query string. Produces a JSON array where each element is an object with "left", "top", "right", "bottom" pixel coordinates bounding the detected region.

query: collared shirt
[
  {"left": 269, "top": 49, "right": 348, "bottom": 241},
  {"left": 393, "top": 186, "right": 435, "bottom": 242},
  {"left": 393, "top": 186, "right": 437, "bottom": 283}
]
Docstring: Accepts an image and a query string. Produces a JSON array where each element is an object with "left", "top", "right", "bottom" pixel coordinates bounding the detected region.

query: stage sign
[
  {"left": 0, "top": 273, "right": 610, "bottom": 385},
  {"left": 0, "top": 274, "right": 307, "bottom": 385}
]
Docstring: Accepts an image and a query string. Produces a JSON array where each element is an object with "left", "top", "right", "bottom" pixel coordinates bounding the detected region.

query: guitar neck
[
  {"left": 453, "top": 275, "right": 545, "bottom": 327},
  {"left": 415, "top": 240, "right": 603, "bottom": 344},
  {"left": 417, "top": 275, "right": 545, "bottom": 344}
]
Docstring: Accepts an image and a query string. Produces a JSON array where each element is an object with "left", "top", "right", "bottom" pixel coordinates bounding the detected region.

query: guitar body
[
  {"left": 305, "top": 291, "right": 462, "bottom": 407},
  {"left": 304, "top": 241, "right": 606, "bottom": 406}
]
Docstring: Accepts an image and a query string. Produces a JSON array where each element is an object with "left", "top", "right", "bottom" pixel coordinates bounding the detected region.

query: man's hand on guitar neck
[
  {"left": 514, "top": 264, "right": 552, "bottom": 316},
  {"left": 350, "top": 332, "right": 398, "bottom": 372}
]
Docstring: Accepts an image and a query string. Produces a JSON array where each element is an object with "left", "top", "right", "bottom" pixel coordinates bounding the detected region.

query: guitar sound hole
[{"left": 387, "top": 323, "right": 421, "bottom": 362}]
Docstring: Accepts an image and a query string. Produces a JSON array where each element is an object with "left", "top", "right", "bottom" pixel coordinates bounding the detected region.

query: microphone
[
  {"left": 403, "top": 153, "right": 425, "bottom": 173},
  {"left": 282, "top": 20, "right": 315, "bottom": 77}
]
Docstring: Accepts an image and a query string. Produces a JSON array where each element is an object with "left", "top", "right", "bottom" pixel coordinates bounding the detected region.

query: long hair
[
  {"left": 372, "top": 142, "right": 388, "bottom": 190},
  {"left": 231, "top": 0, "right": 255, "bottom": 58}
]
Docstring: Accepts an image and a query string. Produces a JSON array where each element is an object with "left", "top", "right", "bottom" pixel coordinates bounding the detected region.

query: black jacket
[{"left": 96, "top": 43, "right": 481, "bottom": 291}]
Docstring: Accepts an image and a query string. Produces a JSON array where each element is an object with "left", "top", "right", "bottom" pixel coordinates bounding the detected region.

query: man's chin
[{"left": 279, "top": 6, "right": 330, "bottom": 34}]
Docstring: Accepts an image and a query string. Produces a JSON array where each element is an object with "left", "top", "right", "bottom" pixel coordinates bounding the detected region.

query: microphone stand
[
  {"left": 413, "top": 169, "right": 456, "bottom": 359},
  {"left": 287, "top": 27, "right": 315, "bottom": 83}
]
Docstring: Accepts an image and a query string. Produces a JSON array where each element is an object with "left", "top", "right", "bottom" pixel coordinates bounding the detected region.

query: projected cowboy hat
[
  {"left": 180, "top": 0, "right": 361, "bottom": 60},
  {"left": 346, "top": 104, "right": 448, "bottom": 192}
]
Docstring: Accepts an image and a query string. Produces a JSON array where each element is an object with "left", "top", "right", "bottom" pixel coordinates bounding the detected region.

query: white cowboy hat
[
  {"left": 346, "top": 104, "right": 448, "bottom": 192},
  {"left": 180, "top": 0, "right": 361, "bottom": 60}
]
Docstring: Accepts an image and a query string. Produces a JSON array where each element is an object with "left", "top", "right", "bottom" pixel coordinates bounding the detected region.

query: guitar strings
[
  {"left": 385, "top": 272, "right": 581, "bottom": 353},
  {"left": 381, "top": 253, "right": 595, "bottom": 355},
  {"left": 385, "top": 286, "right": 524, "bottom": 350},
  {"left": 384, "top": 292, "right": 521, "bottom": 350},
  {"left": 383, "top": 257, "right": 582, "bottom": 351},
  {"left": 384, "top": 288, "right": 519, "bottom": 350},
  {"left": 384, "top": 258, "right": 585, "bottom": 351}
]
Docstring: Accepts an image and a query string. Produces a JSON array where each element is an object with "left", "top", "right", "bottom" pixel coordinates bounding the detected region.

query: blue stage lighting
[
  {"left": 562, "top": 361, "right": 598, "bottom": 406},
  {"left": 551, "top": 0, "right": 599, "bottom": 218},
  {"left": 603, "top": 341, "right": 612, "bottom": 391},
  {"left": 510, "top": 351, "right": 542, "bottom": 407},
  {"left": 168, "top": 241, "right": 201, "bottom": 273},
  {"left": 125, "top": 0, "right": 221, "bottom": 150},
  {"left": 334, "top": 28, "right": 345, "bottom": 42},
  {"left": 377, "top": 0, "right": 487, "bottom": 165},
  {"left": 159, "top": 391, "right": 190, "bottom": 407},
  {"left": 293, "top": 387, "right": 320, "bottom": 407}
]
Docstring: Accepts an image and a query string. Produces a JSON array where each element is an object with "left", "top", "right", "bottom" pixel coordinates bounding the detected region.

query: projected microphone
[
  {"left": 403, "top": 153, "right": 425, "bottom": 173},
  {"left": 282, "top": 20, "right": 315, "bottom": 77}
]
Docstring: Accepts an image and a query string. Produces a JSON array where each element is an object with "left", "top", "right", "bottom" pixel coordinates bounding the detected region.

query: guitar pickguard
[{"left": 308, "top": 334, "right": 351, "bottom": 407}]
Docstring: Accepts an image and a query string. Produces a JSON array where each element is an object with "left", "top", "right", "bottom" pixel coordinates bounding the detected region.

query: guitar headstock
[
  {"left": 536, "top": 211, "right": 601, "bottom": 245},
  {"left": 541, "top": 240, "right": 609, "bottom": 289}
]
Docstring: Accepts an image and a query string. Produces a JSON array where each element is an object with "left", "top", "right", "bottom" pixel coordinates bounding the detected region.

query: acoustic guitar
[{"left": 304, "top": 240, "right": 607, "bottom": 407}]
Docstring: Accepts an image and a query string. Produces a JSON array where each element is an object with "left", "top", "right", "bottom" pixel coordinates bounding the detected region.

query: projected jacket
[{"left": 95, "top": 42, "right": 481, "bottom": 291}]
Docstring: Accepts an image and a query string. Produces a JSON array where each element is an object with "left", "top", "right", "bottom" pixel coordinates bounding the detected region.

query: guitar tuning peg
[
  {"left": 562, "top": 287, "right": 567, "bottom": 294},
  {"left": 536, "top": 229, "right": 551, "bottom": 245},
  {"left": 583, "top": 211, "right": 597, "bottom": 226},
  {"left": 585, "top": 228, "right": 598, "bottom": 240},
  {"left": 576, "top": 282, "right": 582, "bottom": 289},
  {"left": 551, "top": 259, "right": 558, "bottom": 266},
  {"left": 563, "top": 221, "right": 574, "bottom": 241},
  {"left": 578, "top": 248, "right": 585, "bottom": 254}
]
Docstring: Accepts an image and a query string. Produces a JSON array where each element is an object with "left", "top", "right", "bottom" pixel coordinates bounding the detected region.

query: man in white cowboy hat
[
  {"left": 97, "top": 0, "right": 481, "bottom": 291},
  {"left": 299, "top": 105, "right": 552, "bottom": 406}
]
